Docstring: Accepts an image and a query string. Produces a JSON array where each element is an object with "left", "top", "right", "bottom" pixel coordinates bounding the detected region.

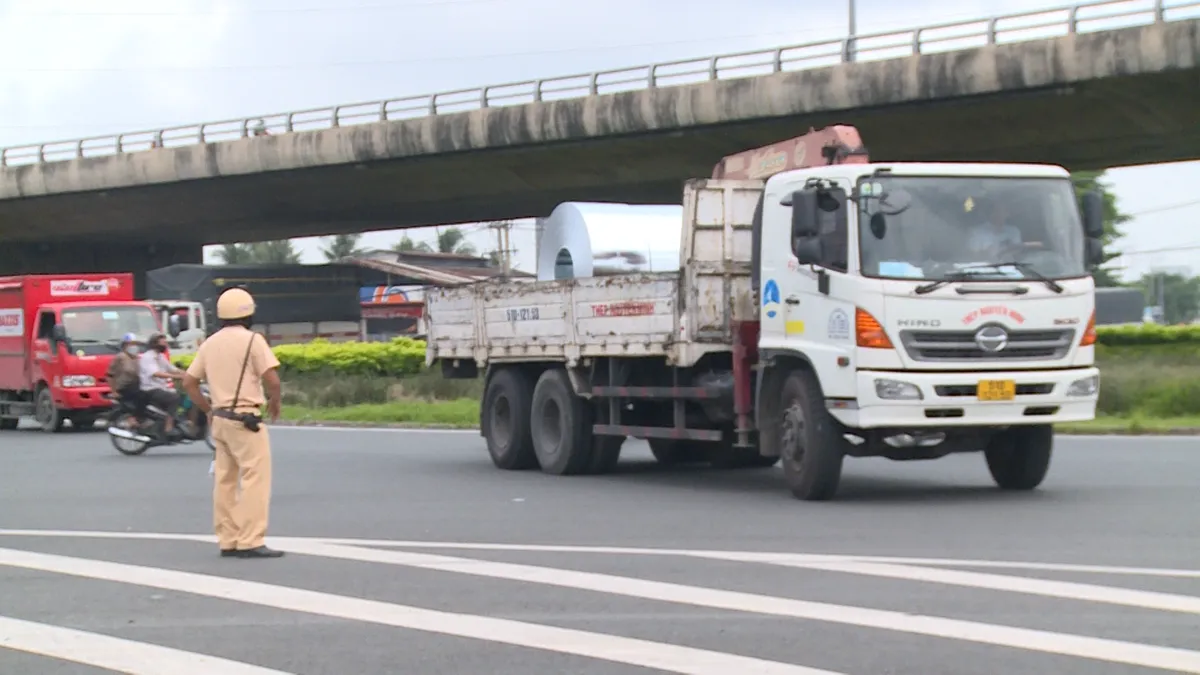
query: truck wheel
[
  {"left": 530, "top": 369, "right": 593, "bottom": 475},
  {"left": 481, "top": 368, "right": 537, "bottom": 471},
  {"left": 34, "top": 387, "right": 65, "bottom": 434},
  {"left": 985, "top": 425, "right": 1053, "bottom": 490},
  {"left": 0, "top": 418, "right": 17, "bottom": 431},
  {"left": 777, "top": 369, "right": 844, "bottom": 501},
  {"left": 647, "top": 439, "right": 708, "bottom": 466}
]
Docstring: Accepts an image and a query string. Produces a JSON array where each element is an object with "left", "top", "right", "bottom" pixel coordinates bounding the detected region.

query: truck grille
[{"left": 900, "top": 327, "right": 1075, "bottom": 362}]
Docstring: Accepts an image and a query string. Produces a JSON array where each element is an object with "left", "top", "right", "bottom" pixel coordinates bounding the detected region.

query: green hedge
[
  {"left": 1094, "top": 324, "right": 1200, "bottom": 346},
  {"left": 174, "top": 337, "right": 425, "bottom": 375},
  {"left": 171, "top": 326, "right": 1198, "bottom": 377}
]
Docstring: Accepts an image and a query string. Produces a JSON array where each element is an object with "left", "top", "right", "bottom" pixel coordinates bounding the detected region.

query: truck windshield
[
  {"left": 61, "top": 306, "right": 159, "bottom": 355},
  {"left": 857, "top": 176, "right": 1086, "bottom": 282}
]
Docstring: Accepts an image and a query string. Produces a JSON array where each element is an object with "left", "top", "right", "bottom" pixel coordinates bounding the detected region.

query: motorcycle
[{"left": 106, "top": 383, "right": 215, "bottom": 456}]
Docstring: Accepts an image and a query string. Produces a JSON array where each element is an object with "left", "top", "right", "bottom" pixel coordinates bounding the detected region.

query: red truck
[{"left": 0, "top": 274, "right": 161, "bottom": 432}]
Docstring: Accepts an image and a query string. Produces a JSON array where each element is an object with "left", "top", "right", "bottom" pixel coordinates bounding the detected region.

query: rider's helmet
[
  {"left": 121, "top": 332, "right": 137, "bottom": 345},
  {"left": 216, "top": 287, "right": 256, "bottom": 320}
]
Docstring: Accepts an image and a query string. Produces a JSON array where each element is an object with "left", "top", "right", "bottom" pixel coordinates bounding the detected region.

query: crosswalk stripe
[
  {"left": 4, "top": 529, "right": 1199, "bottom": 579},
  {"left": 0, "top": 615, "right": 294, "bottom": 675},
  {"left": 0, "top": 546, "right": 842, "bottom": 675},
  {"left": 268, "top": 539, "right": 1200, "bottom": 674},
  {"left": 746, "top": 560, "right": 1200, "bottom": 614}
]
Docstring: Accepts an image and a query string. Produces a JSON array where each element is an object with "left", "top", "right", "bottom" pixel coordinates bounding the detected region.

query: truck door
[{"left": 32, "top": 311, "right": 59, "bottom": 380}]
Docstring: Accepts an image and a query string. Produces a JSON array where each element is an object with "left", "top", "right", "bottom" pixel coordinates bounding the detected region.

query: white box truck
[{"left": 424, "top": 126, "right": 1105, "bottom": 500}]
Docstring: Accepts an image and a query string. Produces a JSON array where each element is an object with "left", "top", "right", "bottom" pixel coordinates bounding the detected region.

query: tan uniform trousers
[{"left": 212, "top": 415, "right": 273, "bottom": 550}]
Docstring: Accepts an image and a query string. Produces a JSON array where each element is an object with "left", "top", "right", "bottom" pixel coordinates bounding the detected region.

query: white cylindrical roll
[{"left": 535, "top": 202, "right": 683, "bottom": 281}]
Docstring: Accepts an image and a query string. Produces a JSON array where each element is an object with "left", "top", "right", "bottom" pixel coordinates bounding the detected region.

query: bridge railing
[{"left": 2, "top": 0, "right": 1196, "bottom": 168}]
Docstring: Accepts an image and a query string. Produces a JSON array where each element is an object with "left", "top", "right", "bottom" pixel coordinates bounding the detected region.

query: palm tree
[
  {"left": 215, "top": 244, "right": 254, "bottom": 264},
  {"left": 321, "top": 234, "right": 365, "bottom": 261},
  {"left": 435, "top": 227, "right": 476, "bottom": 256},
  {"left": 392, "top": 235, "right": 432, "bottom": 253},
  {"left": 213, "top": 240, "right": 301, "bottom": 264}
]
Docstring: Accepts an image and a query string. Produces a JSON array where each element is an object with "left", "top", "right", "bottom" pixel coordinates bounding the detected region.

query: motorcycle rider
[
  {"left": 139, "top": 332, "right": 185, "bottom": 439},
  {"left": 107, "top": 333, "right": 142, "bottom": 426}
]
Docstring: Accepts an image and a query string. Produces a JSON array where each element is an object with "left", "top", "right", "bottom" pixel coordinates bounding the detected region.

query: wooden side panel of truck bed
[{"left": 425, "top": 179, "right": 762, "bottom": 368}]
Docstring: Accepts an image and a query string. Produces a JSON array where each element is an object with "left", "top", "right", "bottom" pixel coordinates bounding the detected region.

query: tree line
[{"left": 213, "top": 226, "right": 478, "bottom": 265}]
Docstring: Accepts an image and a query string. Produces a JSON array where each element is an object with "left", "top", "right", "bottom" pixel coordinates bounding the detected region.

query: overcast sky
[{"left": 2, "top": 0, "right": 1197, "bottom": 282}]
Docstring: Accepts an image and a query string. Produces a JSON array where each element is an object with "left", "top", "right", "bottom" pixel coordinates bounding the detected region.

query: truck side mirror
[
  {"left": 1081, "top": 190, "right": 1105, "bottom": 239},
  {"left": 787, "top": 189, "right": 821, "bottom": 239},
  {"left": 1085, "top": 237, "right": 1104, "bottom": 268},
  {"left": 793, "top": 237, "right": 824, "bottom": 266},
  {"left": 167, "top": 314, "right": 182, "bottom": 338},
  {"left": 51, "top": 324, "right": 66, "bottom": 342}
]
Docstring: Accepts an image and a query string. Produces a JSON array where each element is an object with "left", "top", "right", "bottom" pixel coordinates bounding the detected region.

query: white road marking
[
  {"left": 267, "top": 540, "right": 1200, "bottom": 673},
  {"left": 761, "top": 560, "right": 1200, "bottom": 614},
  {"left": 2, "top": 529, "right": 1198, "bottom": 579},
  {"left": 0, "top": 614, "right": 293, "bottom": 675},
  {"left": 0, "top": 546, "right": 840, "bottom": 675}
]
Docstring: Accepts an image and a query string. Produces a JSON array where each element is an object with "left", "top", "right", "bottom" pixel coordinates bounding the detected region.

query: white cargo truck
[{"left": 424, "top": 126, "right": 1106, "bottom": 500}]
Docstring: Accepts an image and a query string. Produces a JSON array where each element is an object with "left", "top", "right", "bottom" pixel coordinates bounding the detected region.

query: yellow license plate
[{"left": 977, "top": 379, "right": 1016, "bottom": 401}]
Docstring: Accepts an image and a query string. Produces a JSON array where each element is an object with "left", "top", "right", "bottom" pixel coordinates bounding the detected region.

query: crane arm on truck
[{"left": 711, "top": 124, "right": 870, "bottom": 180}]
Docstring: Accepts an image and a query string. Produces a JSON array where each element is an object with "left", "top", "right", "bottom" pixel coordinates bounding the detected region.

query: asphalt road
[{"left": 0, "top": 423, "right": 1197, "bottom": 675}]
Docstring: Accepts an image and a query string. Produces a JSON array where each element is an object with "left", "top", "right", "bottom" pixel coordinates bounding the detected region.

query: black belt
[{"left": 212, "top": 409, "right": 261, "bottom": 421}]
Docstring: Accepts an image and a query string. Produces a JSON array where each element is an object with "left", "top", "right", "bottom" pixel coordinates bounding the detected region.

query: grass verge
[
  {"left": 1055, "top": 415, "right": 1200, "bottom": 435},
  {"left": 279, "top": 398, "right": 1200, "bottom": 436},
  {"left": 282, "top": 398, "right": 478, "bottom": 429}
]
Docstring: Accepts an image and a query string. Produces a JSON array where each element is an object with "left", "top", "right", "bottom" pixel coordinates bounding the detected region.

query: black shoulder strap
[{"left": 225, "top": 331, "right": 258, "bottom": 412}]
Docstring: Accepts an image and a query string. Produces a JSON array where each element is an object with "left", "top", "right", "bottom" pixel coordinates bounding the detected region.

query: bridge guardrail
[{"left": 1, "top": 0, "right": 1196, "bottom": 168}]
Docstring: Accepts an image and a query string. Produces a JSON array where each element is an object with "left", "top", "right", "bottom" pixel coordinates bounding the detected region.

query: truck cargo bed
[{"left": 426, "top": 179, "right": 763, "bottom": 369}]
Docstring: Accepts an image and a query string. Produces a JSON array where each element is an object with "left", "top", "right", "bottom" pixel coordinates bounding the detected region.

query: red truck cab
[{"left": 0, "top": 274, "right": 160, "bottom": 432}]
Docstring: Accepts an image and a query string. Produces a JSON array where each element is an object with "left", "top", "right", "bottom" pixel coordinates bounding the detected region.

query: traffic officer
[{"left": 182, "top": 286, "right": 285, "bottom": 559}]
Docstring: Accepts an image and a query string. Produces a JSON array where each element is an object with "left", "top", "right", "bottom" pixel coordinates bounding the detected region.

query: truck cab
[
  {"left": 757, "top": 162, "right": 1102, "bottom": 433},
  {"left": 152, "top": 300, "right": 207, "bottom": 356},
  {"left": 0, "top": 274, "right": 161, "bottom": 432}
]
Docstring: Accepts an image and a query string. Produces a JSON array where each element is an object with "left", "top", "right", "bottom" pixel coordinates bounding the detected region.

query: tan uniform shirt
[{"left": 186, "top": 326, "right": 280, "bottom": 411}]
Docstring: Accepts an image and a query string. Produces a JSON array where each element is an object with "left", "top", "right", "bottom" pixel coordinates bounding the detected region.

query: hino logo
[
  {"left": 897, "top": 319, "right": 941, "bottom": 328},
  {"left": 974, "top": 325, "right": 1009, "bottom": 352}
]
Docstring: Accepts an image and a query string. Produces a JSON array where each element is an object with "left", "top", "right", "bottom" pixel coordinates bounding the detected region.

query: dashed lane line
[
  {"left": 266, "top": 539, "right": 1200, "bottom": 674},
  {"left": 0, "top": 614, "right": 295, "bottom": 675},
  {"left": 0, "top": 546, "right": 842, "bottom": 675}
]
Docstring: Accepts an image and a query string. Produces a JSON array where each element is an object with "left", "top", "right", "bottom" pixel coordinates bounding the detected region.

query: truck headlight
[
  {"left": 1067, "top": 374, "right": 1099, "bottom": 397},
  {"left": 62, "top": 375, "right": 96, "bottom": 388},
  {"left": 874, "top": 378, "right": 922, "bottom": 400}
]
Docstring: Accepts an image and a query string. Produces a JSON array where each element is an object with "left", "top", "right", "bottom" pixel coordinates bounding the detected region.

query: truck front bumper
[
  {"left": 828, "top": 367, "right": 1099, "bottom": 429},
  {"left": 55, "top": 386, "right": 116, "bottom": 412}
]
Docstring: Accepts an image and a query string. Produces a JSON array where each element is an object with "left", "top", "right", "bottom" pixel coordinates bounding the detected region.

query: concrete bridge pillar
[{"left": 0, "top": 241, "right": 202, "bottom": 298}]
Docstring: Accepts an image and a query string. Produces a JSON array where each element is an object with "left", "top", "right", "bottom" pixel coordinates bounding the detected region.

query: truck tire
[
  {"left": 647, "top": 439, "right": 708, "bottom": 466},
  {"left": 481, "top": 368, "right": 537, "bottom": 471},
  {"left": 0, "top": 418, "right": 17, "bottom": 431},
  {"left": 777, "top": 368, "right": 844, "bottom": 501},
  {"left": 530, "top": 368, "right": 593, "bottom": 475},
  {"left": 34, "top": 386, "right": 65, "bottom": 434},
  {"left": 985, "top": 424, "right": 1053, "bottom": 490}
]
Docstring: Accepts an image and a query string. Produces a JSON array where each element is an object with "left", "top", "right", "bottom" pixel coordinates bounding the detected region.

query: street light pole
[{"left": 847, "top": 0, "right": 857, "bottom": 62}]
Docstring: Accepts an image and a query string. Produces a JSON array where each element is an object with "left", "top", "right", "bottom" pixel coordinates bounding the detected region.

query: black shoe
[
  {"left": 237, "top": 546, "right": 285, "bottom": 559},
  {"left": 219, "top": 548, "right": 238, "bottom": 558}
]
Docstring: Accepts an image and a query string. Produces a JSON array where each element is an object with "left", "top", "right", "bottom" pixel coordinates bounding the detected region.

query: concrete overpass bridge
[{"left": 0, "top": 0, "right": 1197, "bottom": 281}]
